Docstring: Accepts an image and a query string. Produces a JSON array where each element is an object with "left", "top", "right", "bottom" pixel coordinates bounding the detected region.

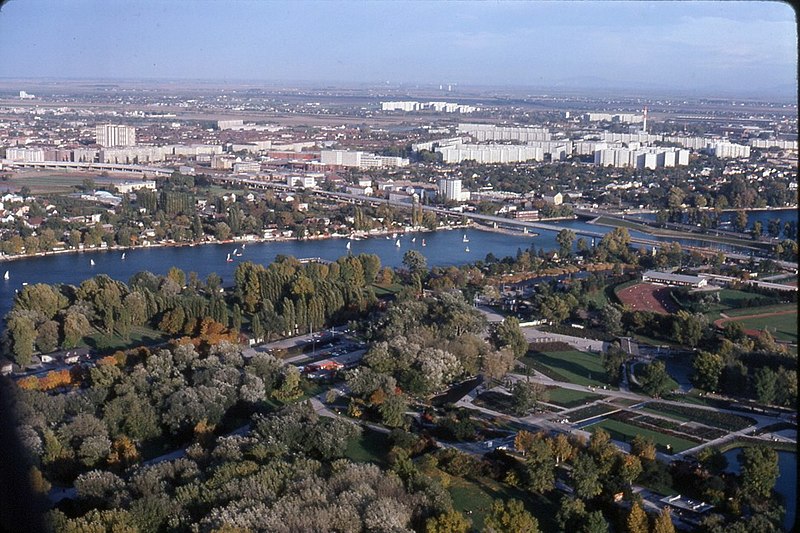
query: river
[{"left": 1, "top": 212, "right": 793, "bottom": 319}]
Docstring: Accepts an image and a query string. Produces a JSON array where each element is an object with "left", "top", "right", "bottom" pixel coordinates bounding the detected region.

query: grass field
[
  {"left": 83, "top": 325, "right": 168, "bottom": 352},
  {"left": 522, "top": 350, "right": 608, "bottom": 387},
  {"left": 586, "top": 418, "right": 698, "bottom": 454},
  {"left": 723, "top": 303, "right": 797, "bottom": 317},
  {"left": 371, "top": 283, "right": 404, "bottom": 296},
  {"left": 546, "top": 387, "right": 602, "bottom": 408},
  {"left": 735, "top": 312, "right": 797, "bottom": 342},
  {"left": 344, "top": 428, "right": 390, "bottom": 465},
  {"left": 447, "top": 474, "right": 558, "bottom": 531}
]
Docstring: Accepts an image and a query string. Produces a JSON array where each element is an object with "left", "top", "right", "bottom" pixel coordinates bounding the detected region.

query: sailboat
[
  {"left": 233, "top": 247, "right": 242, "bottom": 257},
  {"left": 395, "top": 239, "right": 401, "bottom": 247},
  {"left": 90, "top": 259, "right": 95, "bottom": 266},
  {"left": 465, "top": 246, "right": 470, "bottom": 252},
  {"left": 422, "top": 239, "right": 426, "bottom": 247},
  {"left": 411, "top": 237, "right": 416, "bottom": 243},
  {"left": 346, "top": 241, "right": 351, "bottom": 250},
  {"left": 242, "top": 243, "right": 246, "bottom": 249},
  {"left": 463, "top": 234, "right": 469, "bottom": 243},
  {"left": 121, "top": 252, "right": 126, "bottom": 260},
  {"left": 3, "top": 270, "right": 8, "bottom": 280},
  {"left": 226, "top": 253, "right": 233, "bottom": 263}
]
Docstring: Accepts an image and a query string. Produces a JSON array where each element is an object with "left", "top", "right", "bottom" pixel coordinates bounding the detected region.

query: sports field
[
  {"left": 521, "top": 350, "right": 608, "bottom": 386},
  {"left": 715, "top": 306, "right": 797, "bottom": 343},
  {"left": 616, "top": 283, "right": 677, "bottom": 314}
]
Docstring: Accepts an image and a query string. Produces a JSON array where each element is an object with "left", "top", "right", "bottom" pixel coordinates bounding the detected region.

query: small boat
[
  {"left": 242, "top": 243, "right": 246, "bottom": 249},
  {"left": 226, "top": 253, "right": 233, "bottom": 263},
  {"left": 465, "top": 246, "right": 470, "bottom": 252},
  {"left": 395, "top": 239, "right": 401, "bottom": 247},
  {"left": 386, "top": 235, "right": 391, "bottom": 240},
  {"left": 411, "top": 237, "right": 416, "bottom": 243},
  {"left": 422, "top": 239, "right": 426, "bottom": 247},
  {"left": 463, "top": 234, "right": 469, "bottom": 243},
  {"left": 233, "top": 248, "right": 238, "bottom": 255},
  {"left": 392, "top": 233, "right": 398, "bottom": 239},
  {"left": 90, "top": 259, "right": 95, "bottom": 266},
  {"left": 346, "top": 241, "right": 351, "bottom": 250},
  {"left": 3, "top": 270, "right": 8, "bottom": 280},
  {"left": 121, "top": 252, "right": 126, "bottom": 260}
]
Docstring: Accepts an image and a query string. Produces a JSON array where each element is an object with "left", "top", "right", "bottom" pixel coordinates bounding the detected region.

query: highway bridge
[{"left": 2, "top": 160, "right": 172, "bottom": 176}]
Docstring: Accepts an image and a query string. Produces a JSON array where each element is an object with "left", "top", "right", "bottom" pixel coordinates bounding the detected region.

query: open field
[
  {"left": 586, "top": 418, "right": 698, "bottom": 454},
  {"left": 4, "top": 171, "right": 141, "bottom": 194},
  {"left": 714, "top": 307, "right": 797, "bottom": 343},
  {"left": 84, "top": 325, "right": 168, "bottom": 352},
  {"left": 521, "top": 349, "right": 608, "bottom": 387},
  {"left": 546, "top": 387, "right": 602, "bottom": 408},
  {"left": 447, "top": 473, "right": 558, "bottom": 531},
  {"left": 616, "top": 283, "right": 677, "bottom": 314},
  {"left": 344, "top": 428, "right": 390, "bottom": 466}
]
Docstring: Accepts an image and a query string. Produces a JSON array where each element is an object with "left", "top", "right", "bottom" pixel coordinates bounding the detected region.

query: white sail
[
  {"left": 233, "top": 248, "right": 238, "bottom": 255},
  {"left": 3, "top": 270, "right": 8, "bottom": 280},
  {"left": 90, "top": 259, "right": 95, "bottom": 266},
  {"left": 121, "top": 252, "right": 126, "bottom": 260},
  {"left": 463, "top": 234, "right": 469, "bottom": 243},
  {"left": 465, "top": 246, "right": 470, "bottom": 252},
  {"left": 226, "top": 253, "right": 233, "bottom": 262},
  {"left": 395, "top": 239, "right": 401, "bottom": 247},
  {"left": 346, "top": 241, "right": 351, "bottom": 250},
  {"left": 422, "top": 239, "right": 426, "bottom": 247},
  {"left": 411, "top": 237, "right": 416, "bottom": 243}
]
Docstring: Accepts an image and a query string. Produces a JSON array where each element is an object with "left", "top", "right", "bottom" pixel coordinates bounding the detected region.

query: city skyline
[{"left": 0, "top": 0, "right": 796, "bottom": 97}]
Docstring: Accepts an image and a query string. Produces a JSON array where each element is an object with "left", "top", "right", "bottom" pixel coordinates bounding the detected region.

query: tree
[
  {"left": 6, "top": 313, "right": 37, "bottom": 366},
  {"left": 379, "top": 392, "right": 409, "bottom": 429},
  {"left": 639, "top": 361, "right": 673, "bottom": 398},
  {"left": 425, "top": 511, "right": 471, "bottom": 533},
  {"left": 626, "top": 502, "right": 649, "bottom": 533},
  {"left": 511, "top": 380, "right": 548, "bottom": 415},
  {"left": 402, "top": 250, "right": 428, "bottom": 275},
  {"left": 571, "top": 453, "right": 602, "bottom": 500},
  {"left": 692, "top": 351, "right": 724, "bottom": 392},
  {"left": 630, "top": 435, "right": 656, "bottom": 461},
  {"left": 556, "top": 229, "right": 576, "bottom": 257},
  {"left": 738, "top": 445, "right": 779, "bottom": 501},
  {"left": 733, "top": 210, "right": 748, "bottom": 233},
  {"left": 581, "top": 510, "right": 609, "bottom": 533},
  {"left": 753, "top": 367, "right": 777, "bottom": 405},
  {"left": 601, "top": 345, "right": 627, "bottom": 385},
  {"left": 492, "top": 317, "right": 529, "bottom": 358},
  {"left": 652, "top": 507, "right": 675, "bottom": 533},
  {"left": 484, "top": 499, "right": 539, "bottom": 533},
  {"left": 599, "top": 304, "right": 623, "bottom": 336},
  {"left": 482, "top": 347, "right": 516, "bottom": 381},
  {"left": 524, "top": 438, "right": 556, "bottom": 493}
]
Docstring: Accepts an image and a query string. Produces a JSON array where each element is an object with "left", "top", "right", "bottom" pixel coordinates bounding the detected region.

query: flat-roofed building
[{"left": 642, "top": 270, "right": 707, "bottom": 288}]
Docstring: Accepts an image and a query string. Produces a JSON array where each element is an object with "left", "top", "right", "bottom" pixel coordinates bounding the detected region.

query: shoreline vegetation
[{"left": 0, "top": 223, "right": 471, "bottom": 264}]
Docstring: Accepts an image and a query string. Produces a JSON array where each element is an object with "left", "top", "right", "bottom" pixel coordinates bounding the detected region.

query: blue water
[{"left": 723, "top": 448, "right": 797, "bottom": 531}]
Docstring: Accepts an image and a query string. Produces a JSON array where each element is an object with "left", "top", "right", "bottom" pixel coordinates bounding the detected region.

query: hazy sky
[{"left": 0, "top": 0, "right": 796, "bottom": 95}]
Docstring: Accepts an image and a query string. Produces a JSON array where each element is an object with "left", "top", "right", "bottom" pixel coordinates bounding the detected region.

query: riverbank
[{"left": 0, "top": 223, "right": 470, "bottom": 264}]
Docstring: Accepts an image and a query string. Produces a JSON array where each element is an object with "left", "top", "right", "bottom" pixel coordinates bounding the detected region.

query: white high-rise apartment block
[
  {"left": 708, "top": 142, "right": 750, "bottom": 159},
  {"left": 5, "top": 147, "right": 45, "bottom": 162},
  {"left": 96, "top": 124, "right": 136, "bottom": 147},
  {"left": 749, "top": 138, "right": 798, "bottom": 151},
  {"left": 438, "top": 178, "right": 470, "bottom": 202}
]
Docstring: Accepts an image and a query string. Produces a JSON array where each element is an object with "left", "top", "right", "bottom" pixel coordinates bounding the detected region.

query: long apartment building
[
  {"left": 594, "top": 146, "right": 690, "bottom": 169},
  {"left": 320, "top": 150, "right": 408, "bottom": 168},
  {"left": 457, "top": 123, "right": 551, "bottom": 142}
]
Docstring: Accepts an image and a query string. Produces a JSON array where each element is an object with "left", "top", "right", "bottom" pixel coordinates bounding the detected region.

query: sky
[{"left": 0, "top": 0, "right": 796, "bottom": 96}]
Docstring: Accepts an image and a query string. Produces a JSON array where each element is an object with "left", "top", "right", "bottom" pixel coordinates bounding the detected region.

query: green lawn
[
  {"left": 732, "top": 311, "right": 797, "bottom": 342},
  {"left": 586, "top": 418, "right": 698, "bottom": 454},
  {"left": 723, "top": 303, "right": 797, "bottom": 317},
  {"left": 83, "top": 325, "right": 168, "bottom": 352},
  {"left": 521, "top": 350, "right": 608, "bottom": 387},
  {"left": 344, "top": 428, "right": 390, "bottom": 466},
  {"left": 371, "top": 283, "right": 404, "bottom": 296},
  {"left": 448, "top": 474, "right": 559, "bottom": 531},
  {"left": 546, "top": 387, "right": 602, "bottom": 408}
]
